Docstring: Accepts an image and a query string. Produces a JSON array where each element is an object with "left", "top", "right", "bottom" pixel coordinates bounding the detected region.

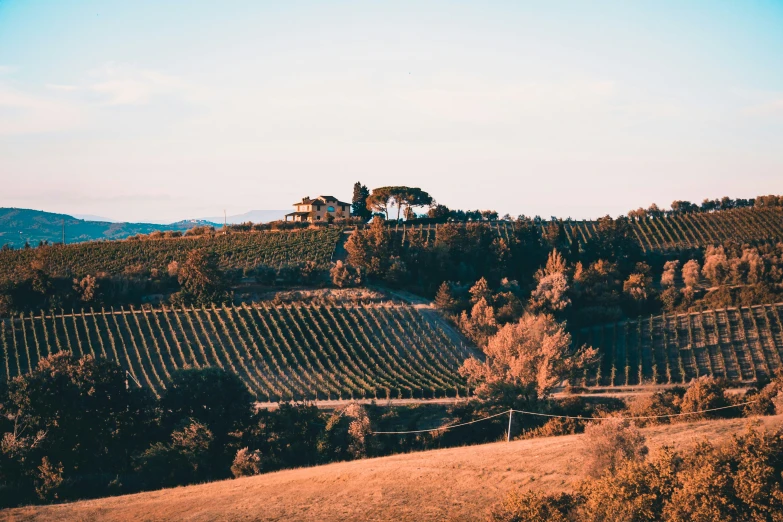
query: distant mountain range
[
  {"left": 0, "top": 208, "right": 220, "bottom": 248},
  {"left": 200, "top": 210, "right": 289, "bottom": 224}
]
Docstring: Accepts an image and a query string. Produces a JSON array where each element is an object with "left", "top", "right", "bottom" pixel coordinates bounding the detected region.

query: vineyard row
[
  {"left": 572, "top": 302, "right": 783, "bottom": 387},
  {"left": 390, "top": 208, "right": 783, "bottom": 252},
  {"left": 0, "top": 302, "right": 472, "bottom": 401},
  {"left": 0, "top": 228, "right": 343, "bottom": 281}
]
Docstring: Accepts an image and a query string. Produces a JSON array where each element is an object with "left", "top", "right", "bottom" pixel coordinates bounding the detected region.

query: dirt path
[
  {"left": 330, "top": 229, "right": 352, "bottom": 262},
  {"left": 377, "top": 286, "right": 480, "bottom": 357}
]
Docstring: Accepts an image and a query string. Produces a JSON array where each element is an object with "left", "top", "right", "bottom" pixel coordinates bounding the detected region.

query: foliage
[
  {"left": 625, "top": 391, "right": 681, "bottom": 427},
  {"left": 172, "top": 249, "right": 231, "bottom": 306},
  {"left": 160, "top": 368, "right": 253, "bottom": 446},
  {"left": 231, "top": 447, "right": 263, "bottom": 477},
  {"left": 488, "top": 491, "right": 574, "bottom": 522},
  {"left": 677, "top": 376, "right": 730, "bottom": 419},
  {"left": 583, "top": 417, "right": 648, "bottom": 478},
  {"left": 460, "top": 313, "right": 597, "bottom": 399},
  {"left": 318, "top": 402, "right": 377, "bottom": 461},
  {"left": 351, "top": 182, "right": 372, "bottom": 222},
  {"left": 133, "top": 420, "right": 215, "bottom": 488},
  {"left": 330, "top": 260, "right": 362, "bottom": 288}
]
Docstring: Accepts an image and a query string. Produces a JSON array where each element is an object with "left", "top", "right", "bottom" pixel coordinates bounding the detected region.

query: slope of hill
[
  {"left": 0, "top": 227, "right": 342, "bottom": 281},
  {"left": 0, "top": 208, "right": 218, "bottom": 249},
  {"left": 0, "top": 302, "right": 471, "bottom": 401},
  {"left": 573, "top": 303, "right": 783, "bottom": 387},
  {"left": 391, "top": 207, "right": 783, "bottom": 252},
  {"left": 7, "top": 414, "right": 781, "bottom": 522}
]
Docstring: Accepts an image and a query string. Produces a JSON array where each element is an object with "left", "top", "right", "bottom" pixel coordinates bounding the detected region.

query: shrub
[
  {"left": 34, "top": 457, "right": 64, "bottom": 502},
  {"left": 583, "top": 417, "right": 648, "bottom": 478},
  {"left": 231, "top": 447, "right": 263, "bottom": 478},
  {"left": 662, "top": 428, "right": 783, "bottom": 521},
  {"left": 317, "top": 402, "right": 376, "bottom": 461},
  {"left": 678, "top": 376, "right": 731, "bottom": 420},
  {"left": 133, "top": 420, "right": 215, "bottom": 488},
  {"left": 521, "top": 417, "right": 583, "bottom": 439},
  {"left": 743, "top": 374, "right": 783, "bottom": 416},
  {"left": 578, "top": 446, "right": 680, "bottom": 522},
  {"left": 330, "top": 261, "right": 362, "bottom": 288},
  {"left": 488, "top": 490, "right": 574, "bottom": 522},
  {"left": 626, "top": 391, "right": 681, "bottom": 427}
]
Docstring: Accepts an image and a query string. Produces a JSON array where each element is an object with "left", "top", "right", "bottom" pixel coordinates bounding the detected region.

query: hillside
[
  {"left": 7, "top": 414, "right": 782, "bottom": 522},
  {"left": 0, "top": 302, "right": 471, "bottom": 400},
  {"left": 0, "top": 208, "right": 218, "bottom": 249},
  {"left": 392, "top": 207, "right": 783, "bottom": 252},
  {"left": 573, "top": 303, "right": 783, "bottom": 387},
  {"left": 0, "top": 227, "right": 342, "bottom": 281}
]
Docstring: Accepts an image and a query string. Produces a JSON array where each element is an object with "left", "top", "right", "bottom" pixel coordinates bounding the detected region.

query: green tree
[
  {"left": 351, "top": 182, "right": 372, "bottom": 222},
  {"left": 3, "top": 353, "right": 154, "bottom": 490},
  {"left": 174, "top": 249, "right": 230, "bottom": 305},
  {"left": 460, "top": 313, "right": 598, "bottom": 399},
  {"left": 434, "top": 282, "right": 459, "bottom": 312},
  {"left": 367, "top": 186, "right": 433, "bottom": 221},
  {"left": 160, "top": 368, "right": 254, "bottom": 446}
]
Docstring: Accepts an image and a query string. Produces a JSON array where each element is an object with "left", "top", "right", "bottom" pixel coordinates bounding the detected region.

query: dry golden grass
[{"left": 6, "top": 414, "right": 782, "bottom": 522}]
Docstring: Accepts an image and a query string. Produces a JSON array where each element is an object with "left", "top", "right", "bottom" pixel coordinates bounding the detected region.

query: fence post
[{"left": 507, "top": 409, "right": 513, "bottom": 442}]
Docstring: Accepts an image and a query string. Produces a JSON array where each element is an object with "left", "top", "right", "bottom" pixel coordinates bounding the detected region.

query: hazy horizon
[{"left": 1, "top": 1, "right": 781, "bottom": 222}]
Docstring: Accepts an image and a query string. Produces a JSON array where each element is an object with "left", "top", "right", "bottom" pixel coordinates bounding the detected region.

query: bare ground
[{"left": 7, "top": 414, "right": 782, "bottom": 522}]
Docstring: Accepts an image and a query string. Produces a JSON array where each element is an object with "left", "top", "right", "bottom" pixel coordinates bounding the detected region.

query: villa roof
[{"left": 292, "top": 195, "right": 350, "bottom": 206}]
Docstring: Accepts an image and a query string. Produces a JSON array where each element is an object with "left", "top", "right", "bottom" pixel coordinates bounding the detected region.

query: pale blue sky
[{"left": 1, "top": 1, "right": 781, "bottom": 222}]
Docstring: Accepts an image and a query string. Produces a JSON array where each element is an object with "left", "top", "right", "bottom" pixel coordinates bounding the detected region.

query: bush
[
  {"left": 626, "top": 391, "right": 681, "bottom": 427},
  {"left": 231, "top": 447, "right": 263, "bottom": 478},
  {"left": 577, "top": 446, "right": 679, "bottom": 522},
  {"left": 521, "top": 417, "right": 583, "bottom": 439},
  {"left": 489, "top": 491, "right": 574, "bottom": 522},
  {"left": 34, "top": 457, "right": 64, "bottom": 502},
  {"left": 133, "top": 420, "right": 214, "bottom": 488},
  {"left": 497, "top": 425, "right": 783, "bottom": 522},
  {"left": 743, "top": 374, "right": 783, "bottom": 416},
  {"left": 678, "top": 376, "right": 731, "bottom": 420},
  {"left": 583, "top": 417, "right": 648, "bottom": 478},
  {"left": 330, "top": 261, "right": 362, "bottom": 288}
]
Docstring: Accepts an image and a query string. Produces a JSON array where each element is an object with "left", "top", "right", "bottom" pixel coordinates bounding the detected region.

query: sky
[{"left": 0, "top": 1, "right": 781, "bottom": 223}]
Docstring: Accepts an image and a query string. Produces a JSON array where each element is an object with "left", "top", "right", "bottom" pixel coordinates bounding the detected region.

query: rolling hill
[
  {"left": 0, "top": 227, "right": 342, "bottom": 281},
  {"left": 7, "top": 414, "right": 781, "bottom": 521},
  {"left": 0, "top": 208, "right": 219, "bottom": 249},
  {"left": 573, "top": 303, "right": 783, "bottom": 387},
  {"left": 0, "top": 301, "right": 471, "bottom": 401},
  {"left": 392, "top": 207, "right": 783, "bottom": 252}
]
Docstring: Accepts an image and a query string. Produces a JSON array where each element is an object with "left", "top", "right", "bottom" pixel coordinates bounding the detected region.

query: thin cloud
[
  {"left": 46, "top": 83, "right": 80, "bottom": 92},
  {"left": 742, "top": 98, "right": 783, "bottom": 116},
  {"left": 88, "top": 63, "right": 209, "bottom": 106},
  {"left": 0, "top": 84, "right": 83, "bottom": 135}
]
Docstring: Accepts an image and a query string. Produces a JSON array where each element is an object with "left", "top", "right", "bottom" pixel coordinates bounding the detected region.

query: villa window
[{"left": 328, "top": 206, "right": 335, "bottom": 212}]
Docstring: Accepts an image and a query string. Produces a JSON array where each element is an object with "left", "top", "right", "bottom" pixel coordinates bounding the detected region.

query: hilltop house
[{"left": 285, "top": 195, "right": 351, "bottom": 223}]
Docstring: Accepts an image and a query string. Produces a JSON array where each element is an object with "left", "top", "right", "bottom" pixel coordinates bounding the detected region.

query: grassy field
[{"left": 7, "top": 414, "right": 781, "bottom": 522}]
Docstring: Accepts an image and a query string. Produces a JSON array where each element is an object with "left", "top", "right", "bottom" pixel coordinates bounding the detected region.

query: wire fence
[{"left": 370, "top": 399, "right": 761, "bottom": 436}]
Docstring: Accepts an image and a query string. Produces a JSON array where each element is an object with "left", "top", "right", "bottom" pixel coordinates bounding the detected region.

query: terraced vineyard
[
  {"left": 0, "top": 302, "right": 471, "bottom": 401},
  {"left": 391, "top": 208, "right": 783, "bottom": 252},
  {"left": 0, "top": 228, "right": 342, "bottom": 281},
  {"left": 572, "top": 303, "right": 783, "bottom": 386}
]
